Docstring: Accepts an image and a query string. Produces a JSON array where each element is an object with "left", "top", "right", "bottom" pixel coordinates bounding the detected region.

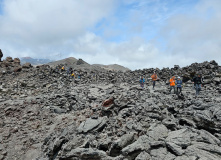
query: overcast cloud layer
[{"left": 0, "top": 0, "right": 221, "bottom": 70}]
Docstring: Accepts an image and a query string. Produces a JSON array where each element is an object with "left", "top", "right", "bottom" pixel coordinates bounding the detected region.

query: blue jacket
[
  {"left": 176, "top": 80, "right": 182, "bottom": 87},
  {"left": 139, "top": 78, "right": 145, "bottom": 83}
]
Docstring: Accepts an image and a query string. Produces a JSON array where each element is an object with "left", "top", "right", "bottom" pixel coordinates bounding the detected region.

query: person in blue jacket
[
  {"left": 176, "top": 76, "right": 182, "bottom": 94},
  {"left": 139, "top": 76, "right": 145, "bottom": 88}
]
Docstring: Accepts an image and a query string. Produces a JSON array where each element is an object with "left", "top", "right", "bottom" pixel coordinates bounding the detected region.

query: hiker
[
  {"left": 139, "top": 76, "right": 145, "bottom": 88},
  {"left": 92, "top": 73, "right": 98, "bottom": 82},
  {"left": 169, "top": 76, "right": 176, "bottom": 94},
  {"left": 92, "top": 73, "right": 95, "bottom": 81},
  {"left": 151, "top": 72, "right": 157, "bottom": 89},
  {"left": 55, "top": 66, "right": 59, "bottom": 73},
  {"left": 193, "top": 74, "right": 203, "bottom": 96},
  {"left": 69, "top": 67, "right": 73, "bottom": 74},
  {"left": 78, "top": 73, "right": 81, "bottom": 79},
  {"left": 70, "top": 71, "right": 75, "bottom": 79},
  {"left": 61, "top": 66, "right": 65, "bottom": 72},
  {"left": 176, "top": 76, "right": 182, "bottom": 94}
]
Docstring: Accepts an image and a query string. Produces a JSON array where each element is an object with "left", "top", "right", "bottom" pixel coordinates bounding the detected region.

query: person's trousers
[
  {"left": 153, "top": 81, "right": 156, "bottom": 88},
  {"left": 177, "top": 87, "right": 182, "bottom": 94},
  {"left": 195, "top": 84, "right": 201, "bottom": 95},
  {"left": 169, "top": 86, "right": 175, "bottom": 93}
]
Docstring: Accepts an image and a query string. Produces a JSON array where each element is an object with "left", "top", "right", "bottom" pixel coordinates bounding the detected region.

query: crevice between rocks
[
  {"left": 51, "top": 140, "right": 67, "bottom": 160},
  {"left": 125, "top": 149, "right": 143, "bottom": 160}
]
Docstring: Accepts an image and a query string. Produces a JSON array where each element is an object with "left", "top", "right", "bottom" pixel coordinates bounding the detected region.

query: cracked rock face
[{"left": 0, "top": 58, "right": 221, "bottom": 160}]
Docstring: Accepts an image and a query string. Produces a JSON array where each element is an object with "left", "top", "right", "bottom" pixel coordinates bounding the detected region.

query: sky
[{"left": 0, "top": 0, "right": 221, "bottom": 70}]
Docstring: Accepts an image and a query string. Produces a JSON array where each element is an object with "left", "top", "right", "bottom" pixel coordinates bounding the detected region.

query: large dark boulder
[
  {"left": 0, "top": 49, "right": 3, "bottom": 61},
  {"left": 22, "top": 62, "right": 32, "bottom": 68},
  {"left": 6, "top": 56, "right": 13, "bottom": 62},
  {"left": 13, "top": 58, "right": 21, "bottom": 65},
  {"left": 13, "top": 67, "right": 22, "bottom": 72}
]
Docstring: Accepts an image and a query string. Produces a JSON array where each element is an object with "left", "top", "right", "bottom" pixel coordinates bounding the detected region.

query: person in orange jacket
[
  {"left": 169, "top": 76, "right": 176, "bottom": 94},
  {"left": 151, "top": 72, "right": 157, "bottom": 89}
]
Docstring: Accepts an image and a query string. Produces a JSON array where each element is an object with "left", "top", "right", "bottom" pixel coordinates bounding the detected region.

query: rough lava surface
[{"left": 0, "top": 56, "right": 221, "bottom": 160}]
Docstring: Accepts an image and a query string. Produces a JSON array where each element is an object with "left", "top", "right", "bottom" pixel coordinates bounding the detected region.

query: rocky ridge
[
  {"left": 47, "top": 57, "right": 130, "bottom": 72},
  {"left": 0, "top": 56, "right": 221, "bottom": 160}
]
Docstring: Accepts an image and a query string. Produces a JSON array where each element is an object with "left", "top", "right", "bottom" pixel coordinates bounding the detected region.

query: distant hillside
[
  {"left": 47, "top": 57, "right": 104, "bottom": 71},
  {"left": 21, "top": 57, "right": 52, "bottom": 65},
  {"left": 46, "top": 57, "right": 130, "bottom": 72},
  {"left": 93, "top": 64, "right": 130, "bottom": 72},
  {"left": 47, "top": 57, "right": 78, "bottom": 66},
  {"left": 20, "top": 56, "right": 129, "bottom": 72}
]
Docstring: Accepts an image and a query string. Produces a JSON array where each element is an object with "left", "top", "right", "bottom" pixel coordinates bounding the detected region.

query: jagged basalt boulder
[
  {"left": 22, "top": 62, "right": 32, "bottom": 68},
  {"left": 13, "top": 66, "right": 22, "bottom": 72},
  {"left": 13, "top": 58, "right": 21, "bottom": 65},
  {"left": 0, "top": 49, "right": 3, "bottom": 61},
  {"left": 6, "top": 56, "right": 13, "bottom": 62}
]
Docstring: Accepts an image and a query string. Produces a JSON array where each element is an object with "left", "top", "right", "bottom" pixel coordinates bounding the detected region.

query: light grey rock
[
  {"left": 61, "top": 136, "right": 85, "bottom": 153},
  {"left": 122, "top": 135, "right": 150, "bottom": 156},
  {"left": 52, "top": 106, "right": 66, "bottom": 114},
  {"left": 150, "top": 147, "right": 171, "bottom": 160},
  {"left": 185, "top": 142, "right": 221, "bottom": 160},
  {"left": 214, "top": 77, "right": 221, "bottom": 84},
  {"left": 109, "top": 133, "right": 135, "bottom": 157},
  {"left": 166, "top": 142, "right": 185, "bottom": 156},
  {"left": 162, "top": 118, "right": 177, "bottom": 130},
  {"left": 174, "top": 155, "right": 198, "bottom": 160},
  {"left": 61, "top": 148, "right": 111, "bottom": 160},
  {"left": 211, "top": 106, "right": 221, "bottom": 121},
  {"left": 147, "top": 123, "right": 168, "bottom": 141},
  {"left": 197, "top": 130, "right": 220, "bottom": 145},
  {"left": 135, "top": 151, "right": 152, "bottom": 160},
  {"left": 78, "top": 117, "right": 107, "bottom": 133},
  {"left": 164, "top": 152, "right": 176, "bottom": 160},
  {"left": 166, "top": 129, "right": 194, "bottom": 148}
]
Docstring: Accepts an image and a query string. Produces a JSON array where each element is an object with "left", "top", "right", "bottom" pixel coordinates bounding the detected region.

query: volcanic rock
[
  {"left": 22, "top": 62, "right": 32, "bottom": 68},
  {"left": 6, "top": 56, "right": 13, "bottom": 62},
  {"left": 0, "top": 49, "right": 3, "bottom": 61},
  {"left": 0, "top": 58, "right": 221, "bottom": 160},
  {"left": 13, "top": 58, "right": 21, "bottom": 65}
]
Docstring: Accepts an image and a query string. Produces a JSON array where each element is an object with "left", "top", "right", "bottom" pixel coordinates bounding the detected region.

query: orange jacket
[
  {"left": 169, "top": 78, "right": 175, "bottom": 86},
  {"left": 151, "top": 74, "right": 157, "bottom": 81}
]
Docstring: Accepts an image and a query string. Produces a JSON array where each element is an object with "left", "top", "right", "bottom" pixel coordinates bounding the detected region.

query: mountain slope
[
  {"left": 47, "top": 57, "right": 130, "bottom": 72},
  {"left": 93, "top": 64, "right": 130, "bottom": 72}
]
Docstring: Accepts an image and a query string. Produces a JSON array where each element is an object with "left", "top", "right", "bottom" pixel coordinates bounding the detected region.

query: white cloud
[
  {"left": 160, "top": 0, "right": 221, "bottom": 67},
  {"left": 0, "top": 0, "right": 116, "bottom": 58},
  {"left": 69, "top": 33, "right": 160, "bottom": 69}
]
